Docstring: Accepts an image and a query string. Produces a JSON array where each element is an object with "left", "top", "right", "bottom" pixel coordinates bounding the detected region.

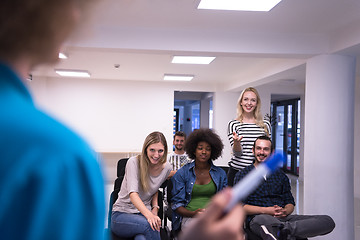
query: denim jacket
[{"left": 170, "top": 161, "right": 228, "bottom": 231}]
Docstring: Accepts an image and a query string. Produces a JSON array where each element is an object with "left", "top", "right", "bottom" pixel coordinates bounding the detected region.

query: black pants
[{"left": 227, "top": 167, "right": 239, "bottom": 187}]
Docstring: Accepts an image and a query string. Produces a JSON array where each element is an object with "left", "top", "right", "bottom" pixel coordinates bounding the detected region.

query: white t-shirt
[{"left": 167, "top": 152, "right": 191, "bottom": 171}]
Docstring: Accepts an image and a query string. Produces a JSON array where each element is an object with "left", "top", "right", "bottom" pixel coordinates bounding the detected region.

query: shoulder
[
  {"left": 127, "top": 156, "right": 139, "bottom": 165},
  {"left": 238, "top": 165, "right": 254, "bottom": 176},
  {"left": 164, "top": 162, "right": 172, "bottom": 172},
  {"left": 0, "top": 107, "right": 104, "bottom": 203},
  {"left": 2, "top": 104, "right": 97, "bottom": 167},
  {"left": 211, "top": 164, "right": 226, "bottom": 175},
  {"left": 277, "top": 169, "right": 290, "bottom": 180},
  {"left": 263, "top": 119, "right": 271, "bottom": 127},
  {"left": 228, "top": 119, "right": 241, "bottom": 126},
  {"left": 174, "top": 162, "right": 193, "bottom": 177}
]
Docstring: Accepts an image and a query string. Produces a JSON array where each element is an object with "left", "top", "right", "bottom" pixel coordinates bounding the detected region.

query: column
[{"left": 304, "top": 54, "right": 355, "bottom": 239}]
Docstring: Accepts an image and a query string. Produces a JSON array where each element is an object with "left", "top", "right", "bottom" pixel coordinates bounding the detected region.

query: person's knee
[
  {"left": 320, "top": 215, "right": 335, "bottom": 234},
  {"left": 252, "top": 214, "right": 276, "bottom": 225}
]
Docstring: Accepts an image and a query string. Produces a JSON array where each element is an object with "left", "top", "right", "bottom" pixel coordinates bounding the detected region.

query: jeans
[
  {"left": 111, "top": 211, "right": 161, "bottom": 240},
  {"left": 249, "top": 214, "right": 335, "bottom": 239}
]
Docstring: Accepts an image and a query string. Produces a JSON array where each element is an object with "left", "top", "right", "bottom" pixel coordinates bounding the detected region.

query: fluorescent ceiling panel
[
  {"left": 198, "top": 0, "right": 282, "bottom": 11},
  {"left": 172, "top": 56, "right": 216, "bottom": 64},
  {"left": 55, "top": 69, "right": 90, "bottom": 78},
  {"left": 58, "top": 53, "right": 68, "bottom": 59},
  {"left": 164, "top": 74, "right": 194, "bottom": 81}
]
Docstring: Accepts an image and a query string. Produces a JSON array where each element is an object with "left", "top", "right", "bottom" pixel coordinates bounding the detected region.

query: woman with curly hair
[{"left": 170, "top": 128, "right": 227, "bottom": 233}]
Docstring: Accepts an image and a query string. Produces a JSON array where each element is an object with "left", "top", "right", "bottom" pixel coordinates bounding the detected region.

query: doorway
[
  {"left": 271, "top": 99, "right": 301, "bottom": 175},
  {"left": 173, "top": 91, "right": 213, "bottom": 137}
]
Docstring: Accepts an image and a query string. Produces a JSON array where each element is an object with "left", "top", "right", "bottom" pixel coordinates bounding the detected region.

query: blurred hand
[{"left": 179, "top": 188, "right": 245, "bottom": 240}]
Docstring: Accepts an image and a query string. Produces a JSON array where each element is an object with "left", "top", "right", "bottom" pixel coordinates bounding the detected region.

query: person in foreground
[
  {"left": 234, "top": 136, "right": 335, "bottom": 240},
  {"left": 111, "top": 131, "right": 172, "bottom": 240},
  {"left": 0, "top": 0, "right": 105, "bottom": 240},
  {"left": 171, "top": 128, "right": 228, "bottom": 233}
]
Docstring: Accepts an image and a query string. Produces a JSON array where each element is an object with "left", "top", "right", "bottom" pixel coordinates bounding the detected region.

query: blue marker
[{"left": 225, "top": 152, "right": 285, "bottom": 212}]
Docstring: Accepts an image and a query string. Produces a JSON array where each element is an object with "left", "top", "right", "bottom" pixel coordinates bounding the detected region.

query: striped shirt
[{"left": 227, "top": 119, "right": 271, "bottom": 170}]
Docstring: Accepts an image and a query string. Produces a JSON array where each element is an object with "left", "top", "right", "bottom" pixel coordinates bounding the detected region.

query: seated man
[
  {"left": 234, "top": 135, "right": 335, "bottom": 240},
  {"left": 167, "top": 131, "right": 191, "bottom": 178}
]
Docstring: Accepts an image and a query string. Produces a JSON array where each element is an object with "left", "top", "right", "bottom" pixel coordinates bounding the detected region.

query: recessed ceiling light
[
  {"left": 172, "top": 56, "right": 216, "bottom": 64},
  {"left": 58, "top": 53, "right": 68, "bottom": 59},
  {"left": 55, "top": 69, "right": 90, "bottom": 78},
  {"left": 164, "top": 74, "right": 194, "bottom": 81},
  {"left": 198, "top": 0, "right": 282, "bottom": 12}
]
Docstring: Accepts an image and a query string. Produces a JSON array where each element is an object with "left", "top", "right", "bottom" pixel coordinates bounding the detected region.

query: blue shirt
[
  {"left": 170, "top": 161, "right": 227, "bottom": 231},
  {"left": 234, "top": 164, "right": 295, "bottom": 223},
  {"left": 0, "top": 63, "right": 106, "bottom": 240}
]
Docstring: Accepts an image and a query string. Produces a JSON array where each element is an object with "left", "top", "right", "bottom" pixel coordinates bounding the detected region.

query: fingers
[
  {"left": 233, "top": 132, "right": 243, "bottom": 141},
  {"left": 147, "top": 217, "right": 161, "bottom": 231},
  {"left": 202, "top": 188, "right": 232, "bottom": 222},
  {"left": 221, "top": 204, "right": 245, "bottom": 236}
]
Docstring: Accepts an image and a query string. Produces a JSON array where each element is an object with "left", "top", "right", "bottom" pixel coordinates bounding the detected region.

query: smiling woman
[
  {"left": 226, "top": 87, "right": 271, "bottom": 186},
  {"left": 111, "top": 131, "right": 172, "bottom": 240}
]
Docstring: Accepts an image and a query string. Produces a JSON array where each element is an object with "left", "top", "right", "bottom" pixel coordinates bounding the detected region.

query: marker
[{"left": 225, "top": 152, "right": 285, "bottom": 212}]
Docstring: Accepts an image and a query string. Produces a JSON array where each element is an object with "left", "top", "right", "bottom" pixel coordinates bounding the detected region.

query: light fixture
[
  {"left": 58, "top": 53, "right": 68, "bottom": 59},
  {"left": 172, "top": 56, "right": 216, "bottom": 64},
  {"left": 55, "top": 69, "right": 91, "bottom": 78},
  {"left": 197, "top": 0, "right": 282, "bottom": 12},
  {"left": 164, "top": 74, "right": 194, "bottom": 81}
]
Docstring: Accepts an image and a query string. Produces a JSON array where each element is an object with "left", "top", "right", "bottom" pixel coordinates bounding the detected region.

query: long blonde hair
[
  {"left": 236, "top": 87, "right": 269, "bottom": 136},
  {"left": 138, "top": 131, "right": 168, "bottom": 192}
]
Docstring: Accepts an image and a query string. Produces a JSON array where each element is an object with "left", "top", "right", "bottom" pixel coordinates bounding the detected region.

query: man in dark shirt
[{"left": 234, "top": 135, "right": 335, "bottom": 240}]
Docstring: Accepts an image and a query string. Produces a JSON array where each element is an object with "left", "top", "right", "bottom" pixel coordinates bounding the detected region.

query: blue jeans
[{"left": 111, "top": 211, "right": 161, "bottom": 240}]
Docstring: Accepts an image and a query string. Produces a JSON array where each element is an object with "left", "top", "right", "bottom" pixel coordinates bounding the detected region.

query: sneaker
[
  {"left": 260, "top": 225, "right": 277, "bottom": 240},
  {"left": 278, "top": 227, "right": 290, "bottom": 240}
]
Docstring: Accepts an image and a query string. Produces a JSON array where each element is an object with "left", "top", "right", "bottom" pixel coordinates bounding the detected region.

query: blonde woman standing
[
  {"left": 227, "top": 87, "right": 271, "bottom": 186},
  {"left": 111, "top": 132, "right": 172, "bottom": 240}
]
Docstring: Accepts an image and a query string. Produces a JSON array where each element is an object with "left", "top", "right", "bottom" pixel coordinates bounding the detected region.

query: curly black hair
[{"left": 185, "top": 128, "right": 224, "bottom": 161}]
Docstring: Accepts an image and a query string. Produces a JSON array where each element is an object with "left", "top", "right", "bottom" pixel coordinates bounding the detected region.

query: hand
[
  {"left": 233, "top": 132, "right": 243, "bottom": 143},
  {"left": 194, "top": 208, "right": 206, "bottom": 216},
  {"left": 147, "top": 214, "right": 161, "bottom": 231},
  {"left": 266, "top": 205, "right": 287, "bottom": 218},
  {"left": 179, "top": 188, "right": 245, "bottom": 240}
]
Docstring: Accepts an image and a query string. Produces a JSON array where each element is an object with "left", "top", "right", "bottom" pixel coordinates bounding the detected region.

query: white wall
[
  {"left": 29, "top": 76, "right": 241, "bottom": 167},
  {"left": 29, "top": 77, "right": 175, "bottom": 153},
  {"left": 212, "top": 91, "right": 240, "bottom": 166}
]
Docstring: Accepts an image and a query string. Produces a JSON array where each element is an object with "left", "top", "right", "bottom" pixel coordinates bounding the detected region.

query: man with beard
[
  {"left": 234, "top": 135, "right": 335, "bottom": 240},
  {"left": 168, "top": 131, "right": 191, "bottom": 178}
]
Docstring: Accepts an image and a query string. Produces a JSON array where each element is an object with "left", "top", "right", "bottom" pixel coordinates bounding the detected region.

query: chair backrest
[
  {"left": 114, "top": 158, "right": 129, "bottom": 191},
  {"left": 117, "top": 158, "right": 129, "bottom": 178},
  {"left": 108, "top": 157, "right": 166, "bottom": 233}
]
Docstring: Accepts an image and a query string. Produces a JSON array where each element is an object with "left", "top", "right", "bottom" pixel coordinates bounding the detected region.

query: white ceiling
[{"left": 32, "top": 0, "right": 360, "bottom": 92}]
